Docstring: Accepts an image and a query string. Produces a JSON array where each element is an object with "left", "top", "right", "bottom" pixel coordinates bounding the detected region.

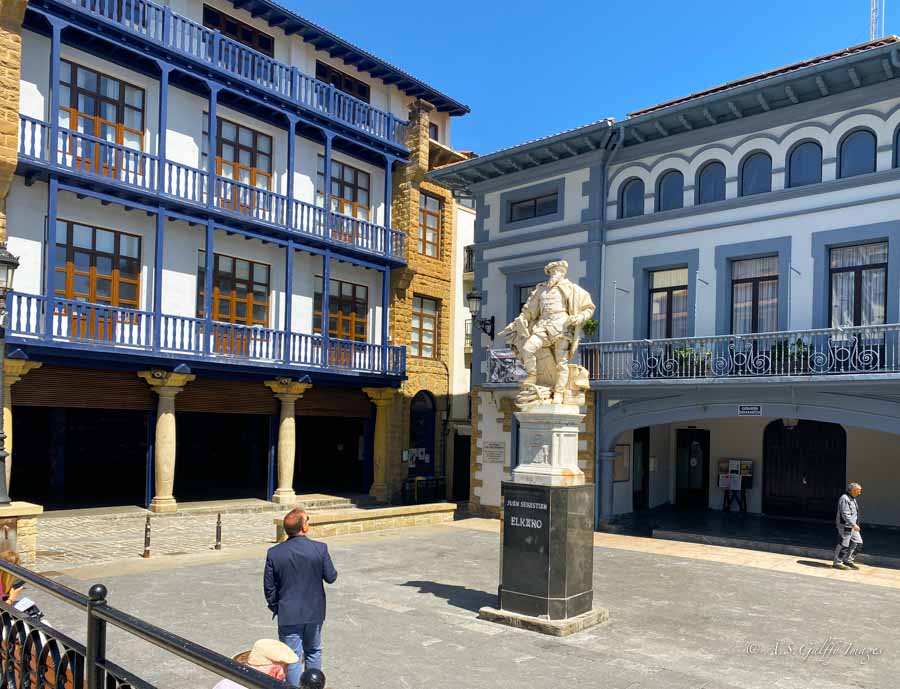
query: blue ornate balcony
[
  {"left": 41, "top": 0, "right": 409, "bottom": 149},
  {"left": 7, "top": 292, "right": 406, "bottom": 378},
  {"left": 579, "top": 324, "right": 900, "bottom": 384},
  {"left": 18, "top": 116, "right": 406, "bottom": 262}
]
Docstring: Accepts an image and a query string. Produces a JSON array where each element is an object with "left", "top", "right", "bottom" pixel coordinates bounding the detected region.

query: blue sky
[{"left": 291, "top": 0, "right": 894, "bottom": 155}]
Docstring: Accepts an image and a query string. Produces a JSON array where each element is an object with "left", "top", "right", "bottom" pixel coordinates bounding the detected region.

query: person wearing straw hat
[{"left": 212, "top": 639, "right": 299, "bottom": 689}]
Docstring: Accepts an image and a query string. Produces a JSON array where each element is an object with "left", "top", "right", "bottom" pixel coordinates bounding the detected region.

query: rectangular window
[
  {"left": 411, "top": 296, "right": 438, "bottom": 358},
  {"left": 731, "top": 256, "right": 778, "bottom": 334},
  {"left": 202, "top": 116, "right": 273, "bottom": 190},
  {"left": 428, "top": 122, "right": 439, "bottom": 141},
  {"left": 508, "top": 193, "right": 558, "bottom": 223},
  {"left": 54, "top": 220, "right": 141, "bottom": 308},
  {"left": 416, "top": 193, "right": 442, "bottom": 258},
  {"left": 648, "top": 268, "right": 689, "bottom": 339},
  {"left": 312, "top": 277, "right": 368, "bottom": 342},
  {"left": 518, "top": 285, "right": 536, "bottom": 312},
  {"left": 315, "top": 61, "right": 370, "bottom": 103},
  {"left": 196, "top": 251, "right": 270, "bottom": 326},
  {"left": 58, "top": 61, "right": 146, "bottom": 172},
  {"left": 203, "top": 5, "right": 274, "bottom": 57},
  {"left": 316, "top": 156, "right": 371, "bottom": 221},
  {"left": 829, "top": 242, "right": 887, "bottom": 327}
]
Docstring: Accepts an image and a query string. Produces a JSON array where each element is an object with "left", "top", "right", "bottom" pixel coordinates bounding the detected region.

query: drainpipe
[{"left": 594, "top": 123, "right": 624, "bottom": 531}]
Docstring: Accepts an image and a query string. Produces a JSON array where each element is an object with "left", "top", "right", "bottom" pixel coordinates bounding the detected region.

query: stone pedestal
[
  {"left": 479, "top": 403, "right": 607, "bottom": 636},
  {"left": 512, "top": 404, "right": 585, "bottom": 487},
  {"left": 0, "top": 502, "right": 43, "bottom": 566}
]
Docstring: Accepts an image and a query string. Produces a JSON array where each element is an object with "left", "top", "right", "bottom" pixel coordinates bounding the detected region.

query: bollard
[
  {"left": 215, "top": 513, "right": 222, "bottom": 550},
  {"left": 299, "top": 669, "right": 326, "bottom": 689},
  {"left": 141, "top": 515, "right": 151, "bottom": 558},
  {"left": 85, "top": 584, "right": 108, "bottom": 689}
]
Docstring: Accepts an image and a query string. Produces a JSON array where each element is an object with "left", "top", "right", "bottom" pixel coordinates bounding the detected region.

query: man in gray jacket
[{"left": 833, "top": 482, "right": 863, "bottom": 570}]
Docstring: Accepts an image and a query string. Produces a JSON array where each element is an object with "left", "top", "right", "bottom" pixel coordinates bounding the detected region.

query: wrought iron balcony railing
[
  {"left": 7, "top": 292, "right": 406, "bottom": 378},
  {"left": 463, "top": 245, "right": 475, "bottom": 274},
  {"left": 19, "top": 116, "right": 405, "bottom": 262},
  {"left": 578, "top": 324, "right": 900, "bottom": 383},
  {"left": 51, "top": 0, "right": 409, "bottom": 147}
]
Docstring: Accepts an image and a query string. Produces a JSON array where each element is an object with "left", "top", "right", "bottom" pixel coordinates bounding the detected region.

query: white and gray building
[{"left": 430, "top": 37, "right": 900, "bottom": 529}]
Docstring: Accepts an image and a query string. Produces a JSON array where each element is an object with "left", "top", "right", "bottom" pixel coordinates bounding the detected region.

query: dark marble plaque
[{"left": 499, "top": 482, "right": 595, "bottom": 620}]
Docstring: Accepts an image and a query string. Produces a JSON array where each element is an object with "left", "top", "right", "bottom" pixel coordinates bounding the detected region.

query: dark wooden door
[
  {"left": 632, "top": 426, "right": 650, "bottom": 511},
  {"left": 763, "top": 420, "right": 846, "bottom": 519},
  {"left": 452, "top": 434, "right": 471, "bottom": 502},
  {"left": 676, "top": 429, "right": 710, "bottom": 509}
]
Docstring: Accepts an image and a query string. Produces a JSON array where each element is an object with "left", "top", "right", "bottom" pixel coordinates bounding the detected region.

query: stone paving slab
[{"left": 29, "top": 521, "right": 899, "bottom": 689}]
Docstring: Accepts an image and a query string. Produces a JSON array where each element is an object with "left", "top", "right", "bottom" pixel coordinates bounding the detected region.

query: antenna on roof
[{"left": 871, "top": 0, "right": 887, "bottom": 40}]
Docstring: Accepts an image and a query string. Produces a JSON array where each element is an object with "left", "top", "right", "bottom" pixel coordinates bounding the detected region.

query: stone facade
[
  {"left": 0, "top": 0, "right": 27, "bottom": 244},
  {"left": 374, "top": 99, "right": 459, "bottom": 502}
]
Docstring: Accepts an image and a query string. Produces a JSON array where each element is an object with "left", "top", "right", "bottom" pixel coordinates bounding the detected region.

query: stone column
[
  {"left": 138, "top": 370, "right": 195, "bottom": 513},
  {"left": 0, "top": 0, "right": 28, "bottom": 246},
  {"left": 3, "top": 360, "right": 41, "bottom": 491},
  {"left": 264, "top": 379, "right": 312, "bottom": 504},
  {"left": 363, "top": 387, "right": 397, "bottom": 502}
]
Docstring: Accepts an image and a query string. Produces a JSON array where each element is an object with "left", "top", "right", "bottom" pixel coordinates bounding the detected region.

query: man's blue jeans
[{"left": 278, "top": 623, "right": 323, "bottom": 684}]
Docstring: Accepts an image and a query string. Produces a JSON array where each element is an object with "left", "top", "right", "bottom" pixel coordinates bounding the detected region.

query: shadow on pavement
[
  {"left": 796, "top": 560, "right": 836, "bottom": 569},
  {"left": 401, "top": 580, "right": 496, "bottom": 613}
]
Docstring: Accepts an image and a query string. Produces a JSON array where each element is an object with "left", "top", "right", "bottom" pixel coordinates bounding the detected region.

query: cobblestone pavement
[
  {"left": 32, "top": 521, "right": 900, "bottom": 689},
  {"left": 35, "top": 511, "right": 278, "bottom": 571}
]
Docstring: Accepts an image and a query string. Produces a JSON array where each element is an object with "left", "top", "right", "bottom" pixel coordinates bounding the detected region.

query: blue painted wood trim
[
  {"left": 381, "top": 266, "right": 390, "bottom": 372},
  {"left": 43, "top": 176, "right": 59, "bottom": 339},
  {"left": 47, "top": 18, "right": 63, "bottom": 166},
  {"left": 155, "top": 64, "right": 172, "bottom": 194},
  {"left": 285, "top": 114, "right": 298, "bottom": 204},
  {"left": 206, "top": 86, "right": 221, "bottom": 209},
  {"left": 145, "top": 409, "right": 156, "bottom": 508},
  {"left": 323, "top": 133, "right": 334, "bottom": 240},
  {"left": 322, "top": 250, "right": 331, "bottom": 364},
  {"left": 203, "top": 218, "right": 214, "bottom": 354},
  {"left": 152, "top": 210, "right": 165, "bottom": 351},
  {"left": 384, "top": 156, "right": 394, "bottom": 230},
  {"left": 284, "top": 239, "right": 294, "bottom": 359},
  {"left": 267, "top": 413, "right": 277, "bottom": 500}
]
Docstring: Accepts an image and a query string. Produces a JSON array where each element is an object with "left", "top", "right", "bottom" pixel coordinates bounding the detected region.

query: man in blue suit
[{"left": 264, "top": 508, "right": 338, "bottom": 684}]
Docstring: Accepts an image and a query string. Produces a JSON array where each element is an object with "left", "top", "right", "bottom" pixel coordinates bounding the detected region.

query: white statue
[{"left": 499, "top": 260, "right": 595, "bottom": 407}]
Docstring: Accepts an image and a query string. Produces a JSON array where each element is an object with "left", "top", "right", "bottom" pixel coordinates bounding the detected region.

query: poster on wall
[{"left": 718, "top": 473, "right": 731, "bottom": 489}]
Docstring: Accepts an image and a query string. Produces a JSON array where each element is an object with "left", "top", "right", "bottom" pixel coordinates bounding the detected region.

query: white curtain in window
[
  {"left": 671, "top": 288, "right": 689, "bottom": 338},
  {"left": 830, "top": 242, "right": 887, "bottom": 268},
  {"left": 831, "top": 271, "right": 855, "bottom": 328},
  {"left": 757, "top": 279, "right": 778, "bottom": 332},
  {"left": 861, "top": 267, "right": 886, "bottom": 326},
  {"left": 732, "top": 282, "right": 753, "bottom": 334}
]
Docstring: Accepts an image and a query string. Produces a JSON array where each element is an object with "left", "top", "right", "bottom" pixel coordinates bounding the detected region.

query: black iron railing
[
  {"left": 463, "top": 246, "right": 475, "bottom": 274},
  {"left": 0, "top": 560, "right": 288, "bottom": 689}
]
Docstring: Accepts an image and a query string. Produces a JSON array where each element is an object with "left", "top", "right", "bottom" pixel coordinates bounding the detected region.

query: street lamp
[
  {"left": 0, "top": 244, "right": 20, "bottom": 505},
  {"left": 466, "top": 291, "right": 494, "bottom": 340}
]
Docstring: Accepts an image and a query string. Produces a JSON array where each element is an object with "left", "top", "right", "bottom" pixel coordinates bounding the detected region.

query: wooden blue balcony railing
[
  {"left": 19, "top": 116, "right": 406, "bottom": 262},
  {"left": 52, "top": 0, "right": 408, "bottom": 147},
  {"left": 7, "top": 292, "right": 406, "bottom": 377},
  {"left": 578, "top": 324, "right": 900, "bottom": 383}
]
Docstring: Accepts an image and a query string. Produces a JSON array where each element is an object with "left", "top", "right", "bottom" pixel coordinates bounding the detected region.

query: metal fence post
[{"left": 85, "top": 584, "right": 108, "bottom": 689}]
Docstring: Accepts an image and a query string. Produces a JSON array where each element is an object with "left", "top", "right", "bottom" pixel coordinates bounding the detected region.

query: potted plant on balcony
[
  {"left": 580, "top": 319, "right": 601, "bottom": 377},
  {"left": 673, "top": 346, "right": 710, "bottom": 377}
]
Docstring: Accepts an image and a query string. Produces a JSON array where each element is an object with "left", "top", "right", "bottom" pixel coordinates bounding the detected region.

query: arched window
[
  {"left": 619, "top": 178, "right": 645, "bottom": 219},
  {"left": 895, "top": 127, "right": 900, "bottom": 168},
  {"left": 409, "top": 391, "right": 436, "bottom": 476},
  {"left": 696, "top": 161, "right": 726, "bottom": 204},
  {"left": 740, "top": 152, "right": 772, "bottom": 196},
  {"left": 839, "top": 129, "right": 876, "bottom": 178},
  {"left": 656, "top": 170, "right": 684, "bottom": 212},
  {"left": 787, "top": 141, "right": 822, "bottom": 188}
]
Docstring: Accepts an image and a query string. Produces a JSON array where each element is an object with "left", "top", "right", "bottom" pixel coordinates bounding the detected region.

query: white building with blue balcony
[
  {"left": 431, "top": 37, "right": 900, "bottom": 531},
  {"left": 3, "top": 0, "right": 470, "bottom": 511}
]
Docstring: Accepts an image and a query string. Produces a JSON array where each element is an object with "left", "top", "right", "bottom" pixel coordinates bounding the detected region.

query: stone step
[{"left": 274, "top": 502, "right": 459, "bottom": 541}]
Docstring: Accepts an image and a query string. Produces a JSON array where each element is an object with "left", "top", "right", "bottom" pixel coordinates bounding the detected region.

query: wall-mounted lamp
[{"left": 466, "top": 291, "right": 495, "bottom": 340}]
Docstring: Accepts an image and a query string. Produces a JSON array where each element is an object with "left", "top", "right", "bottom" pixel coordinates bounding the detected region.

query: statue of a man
[{"left": 499, "top": 260, "right": 595, "bottom": 405}]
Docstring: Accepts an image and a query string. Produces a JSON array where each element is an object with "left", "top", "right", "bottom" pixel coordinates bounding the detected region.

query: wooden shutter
[{"left": 11, "top": 365, "right": 155, "bottom": 410}]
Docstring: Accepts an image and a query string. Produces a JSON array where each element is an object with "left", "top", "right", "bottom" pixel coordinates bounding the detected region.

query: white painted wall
[
  {"left": 6, "top": 182, "right": 384, "bottom": 342},
  {"left": 473, "top": 389, "right": 514, "bottom": 508},
  {"left": 450, "top": 205, "right": 475, "bottom": 420},
  {"left": 846, "top": 426, "right": 900, "bottom": 527}
]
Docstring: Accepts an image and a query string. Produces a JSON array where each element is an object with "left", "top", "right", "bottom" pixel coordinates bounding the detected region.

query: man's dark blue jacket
[{"left": 264, "top": 535, "right": 338, "bottom": 625}]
